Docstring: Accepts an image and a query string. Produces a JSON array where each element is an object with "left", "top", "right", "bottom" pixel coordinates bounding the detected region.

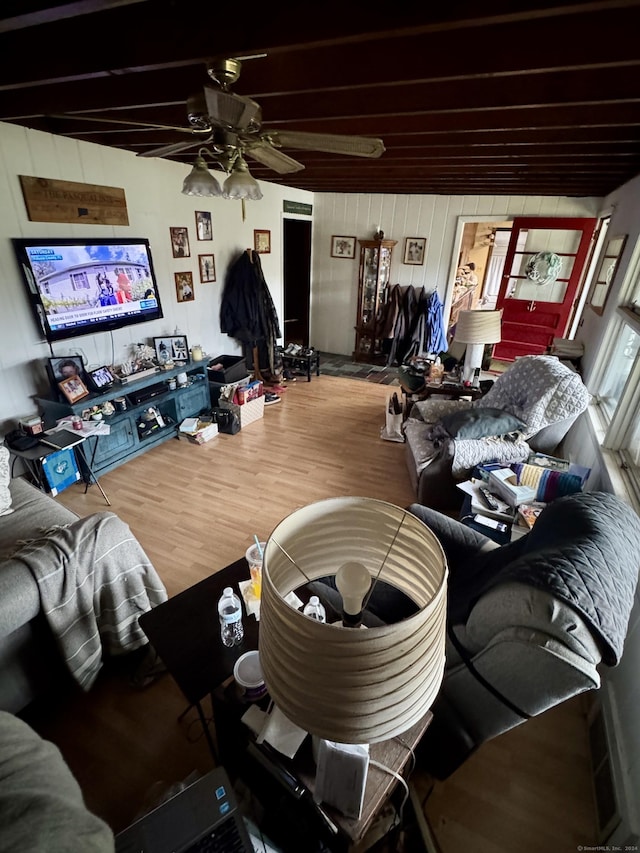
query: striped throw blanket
[{"left": 12, "top": 512, "right": 167, "bottom": 690}]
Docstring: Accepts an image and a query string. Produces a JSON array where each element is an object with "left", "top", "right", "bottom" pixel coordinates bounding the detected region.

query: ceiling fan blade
[
  {"left": 244, "top": 142, "right": 305, "bottom": 174},
  {"left": 138, "top": 139, "right": 203, "bottom": 158},
  {"left": 265, "top": 130, "right": 385, "bottom": 159},
  {"left": 47, "top": 113, "right": 196, "bottom": 134}
]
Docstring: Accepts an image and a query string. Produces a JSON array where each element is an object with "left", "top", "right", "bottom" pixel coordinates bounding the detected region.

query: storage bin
[
  {"left": 207, "top": 356, "right": 248, "bottom": 384},
  {"left": 219, "top": 395, "right": 265, "bottom": 429}
]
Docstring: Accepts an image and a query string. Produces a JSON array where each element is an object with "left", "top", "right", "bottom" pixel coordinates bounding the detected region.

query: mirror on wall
[{"left": 588, "top": 234, "right": 627, "bottom": 315}]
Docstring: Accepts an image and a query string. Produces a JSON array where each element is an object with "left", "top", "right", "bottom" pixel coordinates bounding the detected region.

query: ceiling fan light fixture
[
  {"left": 222, "top": 154, "right": 263, "bottom": 201},
  {"left": 181, "top": 152, "right": 222, "bottom": 197}
]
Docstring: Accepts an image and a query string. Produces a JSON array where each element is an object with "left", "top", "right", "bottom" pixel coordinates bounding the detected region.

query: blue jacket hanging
[{"left": 425, "top": 290, "right": 447, "bottom": 354}]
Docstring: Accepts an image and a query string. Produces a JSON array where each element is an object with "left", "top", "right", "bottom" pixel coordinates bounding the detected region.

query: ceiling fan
[{"left": 53, "top": 57, "right": 385, "bottom": 176}]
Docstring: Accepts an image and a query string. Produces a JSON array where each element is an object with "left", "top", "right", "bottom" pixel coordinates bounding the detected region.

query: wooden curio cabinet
[{"left": 353, "top": 238, "right": 397, "bottom": 363}]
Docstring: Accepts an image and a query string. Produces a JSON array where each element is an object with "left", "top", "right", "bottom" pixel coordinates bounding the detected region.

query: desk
[
  {"left": 140, "top": 559, "right": 432, "bottom": 852},
  {"left": 6, "top": 436, "right": 110, "bottom": 505}
]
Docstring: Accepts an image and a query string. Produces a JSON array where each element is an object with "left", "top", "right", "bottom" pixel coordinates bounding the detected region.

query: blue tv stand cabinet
[{"left": 35, "top": 361, "right": 210, "bottom": 478}]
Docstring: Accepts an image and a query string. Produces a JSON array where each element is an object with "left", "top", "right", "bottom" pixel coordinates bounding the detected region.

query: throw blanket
[
  {"left": 448, "top": 492, "right": 640, "bottom": 666},
  {"left": 12, "top": 512, "right": 167, "bottom": 690}
]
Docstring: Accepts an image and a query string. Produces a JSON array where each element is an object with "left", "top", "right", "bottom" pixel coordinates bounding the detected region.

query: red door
[{"left": 493, "top": 216, "right": 597, "bottom": 361}]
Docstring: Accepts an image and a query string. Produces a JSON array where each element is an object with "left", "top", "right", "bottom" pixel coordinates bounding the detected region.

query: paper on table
[
  {"left": 457, "top": 479, "right": 514, "bottom": 521},
  {"left": 257, "top": 704, "right": 308, "bottom": 759},
  {"left": 54, "top": 416, "right": 111, "bottom": 436},
  {"left": 239, "top": 579, "right": 303, "bottom": 622}
]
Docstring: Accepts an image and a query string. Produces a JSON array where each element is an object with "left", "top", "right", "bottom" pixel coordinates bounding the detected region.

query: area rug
[{"left": 319, "top": 353, "right": 400, "bottom": 386}]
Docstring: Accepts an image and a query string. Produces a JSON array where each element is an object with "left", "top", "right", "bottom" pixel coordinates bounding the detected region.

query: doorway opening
[
  {"left": 283, "top": 218, "right": 312, "bottom": 347},
  {"left": 447, "top": 218, "right": 512, "bottom": 342}
]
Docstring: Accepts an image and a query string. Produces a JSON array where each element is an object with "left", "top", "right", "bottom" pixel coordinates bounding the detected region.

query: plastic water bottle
[
  {"left": 218, "top": 587, "right": 244, "bottom": 647},
  {"left": 303, "top": 595, "right": 326, "bottom": 622}
]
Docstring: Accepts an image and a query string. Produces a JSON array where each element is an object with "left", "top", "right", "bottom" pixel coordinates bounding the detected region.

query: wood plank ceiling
[{"left": 1, "top": 1, "right": 640, "bottom": 197}]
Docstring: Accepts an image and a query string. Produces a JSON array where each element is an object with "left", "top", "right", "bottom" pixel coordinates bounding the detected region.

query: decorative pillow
[
  {"left": 0, "top": 446, "right": 13, "bottom": 516},
  {"left": 439, "top": 407, "right": 527, "bottom": 439}
]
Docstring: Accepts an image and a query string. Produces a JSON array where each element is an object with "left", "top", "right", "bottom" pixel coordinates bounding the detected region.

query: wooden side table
[{"left": 140, "top": 559, "right": 433, "bottom": 851}]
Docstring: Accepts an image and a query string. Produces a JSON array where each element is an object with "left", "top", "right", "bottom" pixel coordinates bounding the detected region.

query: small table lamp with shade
[
  {"left": 453, "top": 309, "right": 502, "bottom": 384},
  {"left": 258, "top": 496, "right": 448, "bottom": 819}
]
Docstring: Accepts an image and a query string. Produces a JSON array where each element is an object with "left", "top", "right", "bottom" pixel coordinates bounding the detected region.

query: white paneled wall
[
  {"left": 0, "top": 121, "right": 312, "bottom": 426},
  {"left": 310, "top": 192, "right": 600, "bottom": 356}
]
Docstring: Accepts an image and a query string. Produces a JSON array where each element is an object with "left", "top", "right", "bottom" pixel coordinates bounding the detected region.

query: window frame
[{"left": 591, "top": 241, "right": 640, "bottom": 502}]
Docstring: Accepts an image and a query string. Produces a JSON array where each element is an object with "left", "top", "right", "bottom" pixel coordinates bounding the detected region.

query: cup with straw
[{"left": 245, "top": 535, "right": 265, "bottom": 598}]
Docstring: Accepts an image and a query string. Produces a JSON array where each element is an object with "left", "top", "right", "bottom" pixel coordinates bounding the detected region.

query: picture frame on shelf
[
  {"left": 87, "top": 365, "right": 116, "bottom": 392},
  {"left": 254, "top": 229, "right": 271, "bottom": 254},
  {"left": 153, "top": 335, "right": 189, "bottom": 364},
  {"left": 330, "top": 235, "right": 356, "bottom": 259},
  {"left": 174, "top": 271, "right": 194, "bottom": 302},
  {"left": 195, "top": 211, "right": 212, "bottom": 241},
  {"left": 170, "top": 226, "right": 190, "bottom": 258},
  {"left": 48, "top": 354, "right": 85, "bottom": 384},
  {"left": 58, "top": 375, "right": 90, "bottom": 404},
  {"left": 588, "top": 234, "right": 627, "bottom": 315},
  {"left": 403, "top": 237, "right": 426, "bottom": 265},
  {"left": 198, "top": 253, "right": 216, "bottom": 283}
]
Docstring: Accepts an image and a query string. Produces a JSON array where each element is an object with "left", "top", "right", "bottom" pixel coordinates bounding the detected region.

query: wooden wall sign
[{"left": 19, "top": 175, "right": 129, "bottom": 226}]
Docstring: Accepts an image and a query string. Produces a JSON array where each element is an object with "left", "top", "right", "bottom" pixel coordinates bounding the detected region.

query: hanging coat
[
  {"left": 387, "top": 285, "right": 418, "bottom": 366},
  {"left": 425, "top": 290, "right": 448, "bottom": 354},
  {"left": 220, "top": 250, "right": 281, "bottom": 374}
]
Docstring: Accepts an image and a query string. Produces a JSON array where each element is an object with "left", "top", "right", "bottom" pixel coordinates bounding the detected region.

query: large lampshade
[
  {"left": 259, "top": 497, "right": 448, "bottom": 745},
  {"left": 454, "top": 309, "right": 502, "bottom": 382}
]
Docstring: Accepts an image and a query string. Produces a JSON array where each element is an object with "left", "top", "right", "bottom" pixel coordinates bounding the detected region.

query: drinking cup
[{"left": 245, "top": 542, "right": 265, "bottom": 597}]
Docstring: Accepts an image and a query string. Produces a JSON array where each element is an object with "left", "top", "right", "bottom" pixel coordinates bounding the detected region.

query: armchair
[
  {"left": 408, "top": 491, "right": 640, "bottom": 779},
  {"left": 403, "top": 355, "right": 591, "bottom": 510}
]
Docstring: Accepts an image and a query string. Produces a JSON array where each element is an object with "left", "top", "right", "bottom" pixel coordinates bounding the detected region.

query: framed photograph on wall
[
  {"left": 195, "top": 211, "right": 212, "bottom": 241},
  {"left": 170, "top": 226, "right": 190, "bottom": 258},
  {"left": 254, "top": 229, "right": 271, "bottom": 254},
  {"left": 58, "top": 375, "right": 90, "bottom": 404},
  {"left": 174, "top": 271, "right": 194, "bottom": 302},
  {"left": 330, "top": 236, "right": 356, "bottom": 259},
  {"left": 154, "top": 335, "right": 189, "bottom": 364},
  {"left": 198, "top": 254, "right": 216, "bottom": 283},
  {"left": 403, "top": 237, "right": 426, "bottom": 265}
]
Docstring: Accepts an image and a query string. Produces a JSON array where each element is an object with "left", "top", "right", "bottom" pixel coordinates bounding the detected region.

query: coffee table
[{"left": 139, "top": 560, "right": 432, "bottom": 851}]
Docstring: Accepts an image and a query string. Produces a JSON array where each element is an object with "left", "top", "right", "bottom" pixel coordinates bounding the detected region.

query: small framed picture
[
  {"left": 58, "top": 375, "right": 90, "bottom": 404},
  {"left": 403, "top": 238, "right": 426, "bottom": 265},
  {"left": 198, "top": 253, "right": 216, "bottom": 283},
  {"left": 330, "top": 236, "right": 356, "bottom": 259},
  {"left": 48, "top": 355, "right": 85, "bottom": 387},
  {"left": 195, "top": 211, "right": 212, "bottom": 241},
  {"left": 87, "top": 365, "right": 116, "bottom": 392},
  {"left": 154, "top": 336, "right": 189, "bottom": 364},
  {"left": 174, "top": 271, "right": 194, "bottom": 302},
  {"left": 254, "top": 229, "right": 271, "bottom": 254},
  {"left": 170, "top": 226, "right": 190, "bottom": 258}
]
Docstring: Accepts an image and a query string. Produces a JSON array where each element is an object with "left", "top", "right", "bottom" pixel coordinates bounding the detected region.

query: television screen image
[{"left": 13, "top": 237, "right": 164, "bottom": 343}]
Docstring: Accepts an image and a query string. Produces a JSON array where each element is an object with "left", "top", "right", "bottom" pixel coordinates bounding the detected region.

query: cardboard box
[
  {"left": 207, "top": 355, "right": 248, "bottom": 384},
  {"left": 220, "top": 395, "right": 264, "bottom": 429}
]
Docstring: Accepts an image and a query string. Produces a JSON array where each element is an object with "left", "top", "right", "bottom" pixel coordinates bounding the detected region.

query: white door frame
[{"left": 444, "top": 215, "right": 512, "bottom": 327}]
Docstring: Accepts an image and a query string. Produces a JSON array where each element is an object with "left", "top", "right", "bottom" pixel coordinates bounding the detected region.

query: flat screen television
[{"left": 13, "top": 237, "right": 164, "bottom": 343}]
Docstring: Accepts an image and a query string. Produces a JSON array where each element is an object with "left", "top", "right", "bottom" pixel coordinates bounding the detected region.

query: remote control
[{"left": 479, "top": 487, "right": 500, "bottom": 511}]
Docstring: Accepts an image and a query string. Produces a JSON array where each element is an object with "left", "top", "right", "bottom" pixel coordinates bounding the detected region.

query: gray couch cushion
[
  {"left": 0, "top": 479, "right": 80, "bottom": 638},
  {"left": 0, "top": 478, "right": 79, "bottom": 559}
]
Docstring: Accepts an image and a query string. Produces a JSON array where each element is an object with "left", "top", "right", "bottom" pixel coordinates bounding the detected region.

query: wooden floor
[{"left": 19, "top": 374, "right": 597, "bottom": 850}]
